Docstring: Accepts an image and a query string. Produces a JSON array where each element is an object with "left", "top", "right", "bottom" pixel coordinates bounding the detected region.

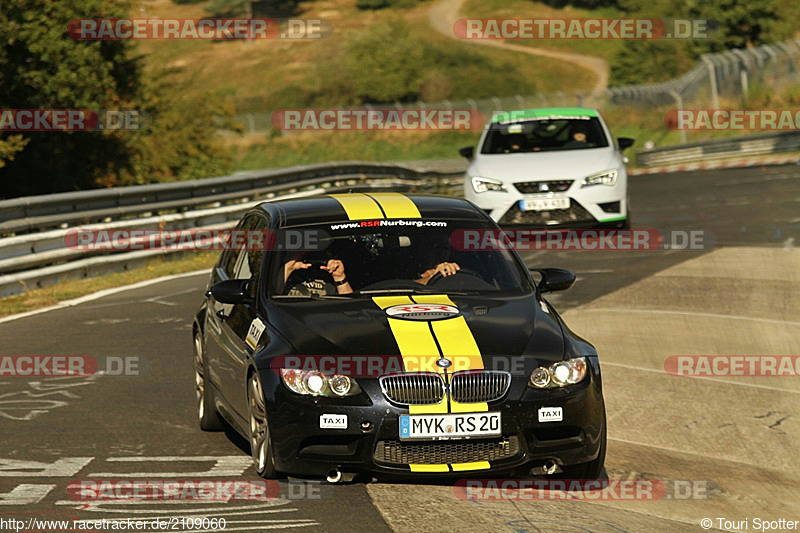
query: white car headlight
[
  {"left": 528, "top": 357, "right": 589, "bottom": 388},
  {"left": 581, "top": 169, "right": 617, "bottom": 187},
  {"left": 280, "top": 369, "right": 361, "bottom": 397},
  {"left": 470, "top": 176, "right": 507, "bottom": 193}
]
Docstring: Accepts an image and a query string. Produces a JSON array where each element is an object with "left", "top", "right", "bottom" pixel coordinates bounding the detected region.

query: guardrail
[
  {"left": 0, "top": 162, "right": 464, "bottom": 297},
  {"left": 635, "top": 131, "right": 800, "bottom": 167}
]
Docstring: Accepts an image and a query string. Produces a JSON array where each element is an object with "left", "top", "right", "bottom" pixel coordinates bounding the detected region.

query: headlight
[
  {"left": 581, "top": 169, "right": 617, "bottom": 187},
  {"left": 528, "top": 357, "right": 589, "bottom": 388},
  {"left": 470, "top": 176, "right": 507, "bottom": 193},
  {"left": 280, "top": 369, "right": 361, "bottom": 397}
]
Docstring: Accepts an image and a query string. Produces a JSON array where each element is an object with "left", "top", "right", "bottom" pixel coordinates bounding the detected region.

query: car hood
[
  {"left": 470, "top": 147, "right": 619, "bottom": 182},
  {"left": 266, "top": 293, "right": 567, "bottom": 370}
]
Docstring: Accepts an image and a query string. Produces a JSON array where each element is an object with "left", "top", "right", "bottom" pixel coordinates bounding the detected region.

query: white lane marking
[
  {"left": 167, "top": 524, "right": 317, "bottom": 532},
  {"left": 91, "top": 456, "right": 253, "bottom": 477},
  {"left": 0, "top": 457, "right": 93, "bottom": 477},
  {"left": 0, "top": 270, "right": 208, "bottom": 325},
  {"left": 0, "top": 484, "right": 55, "bottom": 505},
  {"left": 56, "top": 501, "right": 292, "bottom": 512},
  {"left": 601, "top": 361, "right": 800, "bottom": 395},
  {"left": 166, "top": 525, "right": 316, "bottom": 532},
  {"left": 579, "top": 307, "right": 800, "bottom": 327}
]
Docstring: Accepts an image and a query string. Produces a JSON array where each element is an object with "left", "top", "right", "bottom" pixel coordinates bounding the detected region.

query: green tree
[
  {"left": 685, "top": 0, "right": 779, "bottom": 54},
  {"left": 0, "top": 0, "right": 231, "bottom": 198},
  {"left": 340, "top": 22, "right": 428, "bottom": 103}
]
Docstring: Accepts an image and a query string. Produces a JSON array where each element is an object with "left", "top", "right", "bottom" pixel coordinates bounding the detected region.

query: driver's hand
[
  {"left": 321, "top": 259, "right": 346, "bottom": 282},
  {"left": 284, "top": 260, "right": 311, "bottom": 282},
  {"left": 433, "top": 262, "right": 460, "bottom": 278}
]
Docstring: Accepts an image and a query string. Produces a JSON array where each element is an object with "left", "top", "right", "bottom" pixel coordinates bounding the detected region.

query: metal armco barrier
[
  {"left": 636, "top": 131, "right": 800, "bottom": 167},
  {"left": 0, "top": 162, "right": 464, "bottom": 297}
]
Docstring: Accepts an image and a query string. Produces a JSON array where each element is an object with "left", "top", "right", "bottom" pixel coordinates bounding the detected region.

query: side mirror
[
  {"left": 458, "top": 146, "right": 475, "bottom": 160},
  {"left": 617, "top": 137, "right": 635, "bottom": 151},
  {"left": 531, "top": 268, "right": 576, "bottom": 293},
  {"left": 210, "top": 279, "right": 252, "bottom": 305}
]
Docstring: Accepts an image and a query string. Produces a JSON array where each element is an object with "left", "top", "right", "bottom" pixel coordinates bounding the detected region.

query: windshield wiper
[
  {"left": 357, "top": 289, "right": 470, "bottom": 296},
  {"left": 271, "top": 294, "right": 351, "bottom": 300}
]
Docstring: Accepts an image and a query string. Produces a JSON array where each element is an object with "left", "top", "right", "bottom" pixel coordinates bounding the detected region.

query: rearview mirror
[
  {"left": 617, "top": 137, "right": 635, "bottom": 151},
  {"left": 531, "top": 268, "right": 576, "bottom": 293},
  {"left": 458, "top": 146, "right": 474, "bottom": 160},
  {"left": 210, "top": 279, "right": 252, "bottom": 305}
]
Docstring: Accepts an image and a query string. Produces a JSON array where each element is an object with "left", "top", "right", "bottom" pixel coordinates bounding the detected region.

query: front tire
[
  {"left": 194, "top": 330, "right": 223, "bottom": 431},
  {"left": 248, "top": 372, "right": 278, "bottom": 479}
]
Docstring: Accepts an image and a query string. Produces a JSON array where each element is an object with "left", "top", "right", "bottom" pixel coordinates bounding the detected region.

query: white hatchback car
[{"left": 461, "top": 107, "right": 634, "bottom": 227}]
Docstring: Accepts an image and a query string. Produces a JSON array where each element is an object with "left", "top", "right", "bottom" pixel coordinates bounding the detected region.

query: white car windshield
[{"left": 481, "top": 117, "right": 609, "bottom": 154}]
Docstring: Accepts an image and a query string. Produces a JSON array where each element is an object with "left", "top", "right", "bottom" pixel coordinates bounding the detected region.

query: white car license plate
[
  {"left": 520, "top": 195, "right": 570, "bottom": 211},
  {"left": 399, "top": 412, "right": 501, "bottom": 440}
]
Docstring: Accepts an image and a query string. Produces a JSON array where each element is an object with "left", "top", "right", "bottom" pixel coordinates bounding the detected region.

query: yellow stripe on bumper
[
  {"left": 329, "top": 193, "right": 383, "bottom": 220},
  {"left": 409, "top": 464, "right": 450, "bottom": 473},
  {"left": 450, "top": 461, "right": 491, "bottom": 471}
]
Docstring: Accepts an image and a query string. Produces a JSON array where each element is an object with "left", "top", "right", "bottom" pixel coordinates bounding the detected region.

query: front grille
[
  {"left": 374, "top": 436, "right": 520, "bottom": 465},
  {"left": 514, "top": 180, "right": 573, "bottom": 194},
  {"left": 499, "top": 199, "right": 594, "bottom": 225},
  {"left": 379, "top": 373, "right": 445, "bottom": 405},
  {"left": 451, "top": 371, "right": 510, "bottom": 403}
]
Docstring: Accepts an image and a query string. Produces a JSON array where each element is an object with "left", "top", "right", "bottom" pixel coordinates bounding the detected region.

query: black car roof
[{"left": 256, "top": 193, "right": 489, "bottom": 227}]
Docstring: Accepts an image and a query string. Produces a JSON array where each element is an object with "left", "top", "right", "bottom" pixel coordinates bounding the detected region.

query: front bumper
[
  {"left": 465, "top": 177, "right": 627, "bottom": 227},
  {"left": 259, "top": 367, "right": 605, "bottom": 478}
]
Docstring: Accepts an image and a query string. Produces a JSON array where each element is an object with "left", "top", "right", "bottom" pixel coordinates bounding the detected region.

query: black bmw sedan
[{"left": 192, "top": 192, "right": 606, "bottom": 481}]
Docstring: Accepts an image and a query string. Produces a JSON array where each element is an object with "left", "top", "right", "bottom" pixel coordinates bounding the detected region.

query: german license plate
[
  {"left": 520, "top": 195, "right": 570, "bottom": 211},
  {"left": 399, "top": 412, "right": 501, "bottom": 440}
]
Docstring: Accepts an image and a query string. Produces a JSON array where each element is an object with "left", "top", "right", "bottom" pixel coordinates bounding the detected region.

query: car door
[{"left": 206, "top": 213, "right": 267, "bottom": 419}]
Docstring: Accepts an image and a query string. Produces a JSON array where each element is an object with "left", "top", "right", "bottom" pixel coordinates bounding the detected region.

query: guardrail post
[
  {"left": 668, "top": 90, "right": 687, "bottom": 144},
  {"left": 702, "top": 56, "right": 719, "bottom": 110}
]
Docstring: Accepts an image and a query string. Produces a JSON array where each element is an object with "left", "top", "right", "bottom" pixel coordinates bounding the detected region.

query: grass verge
[{"left": 0, "top": 252, "right": 216, "bottom": 318}]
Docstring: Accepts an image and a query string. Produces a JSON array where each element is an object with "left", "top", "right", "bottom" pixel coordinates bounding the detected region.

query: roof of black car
[{"left": 256, "top": 193, "right": 488, "bottom": 227}]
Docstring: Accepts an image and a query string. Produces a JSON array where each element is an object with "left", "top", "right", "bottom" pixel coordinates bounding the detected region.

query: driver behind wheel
[
  {"left": 415, "top": 246, "right": 460, "bottom": 285},
  {"left": 283, "top": 252, "right": 353, "bottom": 296}
]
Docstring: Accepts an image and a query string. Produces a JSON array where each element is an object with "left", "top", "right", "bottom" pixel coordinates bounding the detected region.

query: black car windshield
[
  {"left": 480, "top": 117, "right": 609, "bottom": 154},
  {"left": 268, "top": 219, "right": 530, "bottom": 297}
]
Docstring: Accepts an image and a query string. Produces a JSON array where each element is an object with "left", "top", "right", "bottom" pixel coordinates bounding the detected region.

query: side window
[
  {"left": 221, "top": 214, "right": 266, "bottom": 281},
  {"left": 232, "top": 215, "right": 267, "bottom": 297}
]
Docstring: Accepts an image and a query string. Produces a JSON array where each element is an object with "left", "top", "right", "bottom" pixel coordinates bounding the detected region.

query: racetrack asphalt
[{"left": 1, "top": 163, "right": 798, "bottom": 533}]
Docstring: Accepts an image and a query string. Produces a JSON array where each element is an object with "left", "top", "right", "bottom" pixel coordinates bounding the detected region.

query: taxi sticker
[
  {"left": 245, "top": 318, "right": 266, "bottom": 350},
  {"left": 320, "top": 414, "right": 347, "bottom": 429},
  {"left": 538, "top": 407, "right": 563, "bottom": 423}
]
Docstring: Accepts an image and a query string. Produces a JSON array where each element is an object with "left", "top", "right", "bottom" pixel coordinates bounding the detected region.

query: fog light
[
  {"left": 530, "top": 367, "right": 551, "bottom": 388},
  {"left": 330, "top": 375, "right": 352, "bottom": 396}
]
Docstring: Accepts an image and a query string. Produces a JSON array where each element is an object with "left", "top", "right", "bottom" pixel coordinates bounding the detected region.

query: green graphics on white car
[{"left": 461, "top": 107, "right": 635, "bottom": 227}]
